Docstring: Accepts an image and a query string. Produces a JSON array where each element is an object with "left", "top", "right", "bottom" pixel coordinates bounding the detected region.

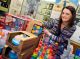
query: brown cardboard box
[
  {"left": 6, "top": 31, "right": 38, "bottom": 54},
  {"left": 2, "top": 20, "right": 43, "bottom": 59},
  {"left": 2, "top": 45, "right": 33, "bottom": 59}
]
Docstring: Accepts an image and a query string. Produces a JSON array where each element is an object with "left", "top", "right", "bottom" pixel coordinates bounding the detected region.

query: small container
[
  {"left": 12, "top": 38, "right": 20, "bottom": 46},
  {"left": 9, "top": 50, "right": 18, "bottom": 59}
]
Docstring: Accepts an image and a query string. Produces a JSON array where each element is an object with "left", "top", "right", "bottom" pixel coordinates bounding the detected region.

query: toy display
[
  {"left": 5, "top": 15, "right": 28, "bottom": 31},
  {"left": 31, "top": 39, "right": 55, "bottom": 59},
  {"left": 6, "top": 31, "right": 38, "bottom": 54},
  {"left": 0, "top": 14, "right": 31, "bottom": 31},
  {"left": 31, "top": 24, "right": 43, "bottom": 36},
  {"left": 0, "top": 28, "right": 10, "bottom": 55},
  {"left": 31, "top": 35, "right": 65, "bottom": 59}
]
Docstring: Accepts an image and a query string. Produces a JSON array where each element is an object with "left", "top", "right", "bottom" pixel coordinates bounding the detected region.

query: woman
[{"left": 43, "top": 6, "right": 76, "bottom": 59}]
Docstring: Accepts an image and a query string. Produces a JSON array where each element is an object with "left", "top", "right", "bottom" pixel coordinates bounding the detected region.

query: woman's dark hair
[
  {"left": 57, "top": 6, "right": 76, "bottom": 36},
  {"left": 59, "top": 6, "right": 76, "bottom": 27}
]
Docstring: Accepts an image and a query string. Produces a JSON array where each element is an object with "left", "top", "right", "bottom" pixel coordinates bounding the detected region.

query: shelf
[{"left": 0, "top": 6, "right": 8, "bottom": 12}]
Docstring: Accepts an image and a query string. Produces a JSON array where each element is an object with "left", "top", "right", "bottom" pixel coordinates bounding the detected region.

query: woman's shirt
[
  {"left": 44, "top": 19, "right": 76, "bottom": 39},
  {"left": 44, "top": 19, "right": 76, "bottom": 47}
]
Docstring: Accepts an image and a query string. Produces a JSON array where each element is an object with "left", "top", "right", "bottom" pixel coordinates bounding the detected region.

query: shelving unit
[{"left": 0, "top": 0, "right": 11, "bottom": 12}]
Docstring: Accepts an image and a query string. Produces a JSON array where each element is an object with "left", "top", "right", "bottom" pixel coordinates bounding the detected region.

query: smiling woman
[{"left": 42, "top": 6, "right": 76, "bottom": 59}]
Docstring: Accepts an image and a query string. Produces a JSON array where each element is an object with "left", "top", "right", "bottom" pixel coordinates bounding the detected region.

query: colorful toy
[
  {"left": 75, "top": 49, "right": 80, "bottom": 57},
  {"left": 31, "top": 37, "right": 55, "bottom": 59},
  {"left": 9, "top": 50, "right": 18, "bottom": 59},
  {"left": 5, "top": 25, "right": 11, "bottom": 30},
  {"left": 12, "top": 34, "right": 28, "bottom": 46},
  {"left": 12, "top": 35, "right": 21, "bottom": 46},
  {"left": 31, "top": 34, "right": 67, "bottom": 59},
  {"left": 74, "top": 55, "right": 80, "bottom": 59},
  {"left": 0, "top": 29, "right": 5, "bottom": 48},
  {"left": 31, "top": 24, "right": 43, "bottom": 36},
  {"left": 0, "top": 47, "right": 3, "bottom": 54},
  {"left": 0, "top": 27, "right": 4, "bottom": 37},
  {"left": 12, "top": 38, "right": 20, "bottom": 46},
  {"left": 4, "top": 14, "right": 29, "bottom": 31}
]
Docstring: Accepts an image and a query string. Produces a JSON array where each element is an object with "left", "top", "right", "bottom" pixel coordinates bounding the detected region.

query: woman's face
[{"left": 61, "top": 8, "right": 72, "bottom": 22}]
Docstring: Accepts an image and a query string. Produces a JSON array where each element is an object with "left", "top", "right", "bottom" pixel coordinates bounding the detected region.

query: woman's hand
[{"left": 43, "top": 28, "right": 52, "bottom": 36}]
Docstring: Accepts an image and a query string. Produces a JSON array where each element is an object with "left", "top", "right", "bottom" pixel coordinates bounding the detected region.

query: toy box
[
  {"left": 26, "top": 20, "right": 43, "bottom": 36},
  {"left": 0, "top": 14, "right": 32, "bottom": 31},
  {"left": 5, "top": 14, "right": 28, "bottom": 31},
  {"left": 2, "top": 45, "right": 33, "bottom": 59},
  {"left": 6, "top": 31, "right": 38, "bottom": 54}
]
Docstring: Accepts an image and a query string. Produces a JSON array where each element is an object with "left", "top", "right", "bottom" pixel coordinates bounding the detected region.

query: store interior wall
[{"left": 0, "top": 0, "right": 80, "bottom": 24}]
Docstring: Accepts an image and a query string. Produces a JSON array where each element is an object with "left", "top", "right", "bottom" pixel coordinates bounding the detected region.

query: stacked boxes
[
  {"left": 0, "top": 14, "right": 31, "bottom": 31},
  {"left": 1, "top": 14, "right": 43, "bottom": 59},
  {"left": 2, "top": 31, "right": 39, "bottom": 59},
  {"left": 5, "top": 14, "right": 28, "bottom": 31}
]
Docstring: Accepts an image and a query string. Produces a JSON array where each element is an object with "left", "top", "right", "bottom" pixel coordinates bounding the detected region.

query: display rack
[{"left": 2, "top": 31, "right": 39, "bottom": 59}]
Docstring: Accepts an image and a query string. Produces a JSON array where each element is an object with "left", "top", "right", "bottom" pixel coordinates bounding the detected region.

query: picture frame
[{"left": 76, "top": 5, "right": 80, "bottom": 18}]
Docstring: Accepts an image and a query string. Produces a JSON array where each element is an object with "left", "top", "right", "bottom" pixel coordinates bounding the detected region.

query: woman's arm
[
  {"left": 43, "top": 19, "right": 55, "bottom": 29},
  {"left": 61, "top": 26, "right": 76, "bottom": 41}
]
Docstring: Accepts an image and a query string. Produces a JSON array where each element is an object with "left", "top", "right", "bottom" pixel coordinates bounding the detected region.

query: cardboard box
[
  {"left": 5, "top": 14, "right": 28, "bottom": 31},
  {"left": 2, "top": 45, "right": 33, "bottom": 59},
  {"left": 6, "top": 31, "right": 38, "bottom": 54},
  {"left": 26, "top": 20, "right": 43, "bottom": 36}
]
